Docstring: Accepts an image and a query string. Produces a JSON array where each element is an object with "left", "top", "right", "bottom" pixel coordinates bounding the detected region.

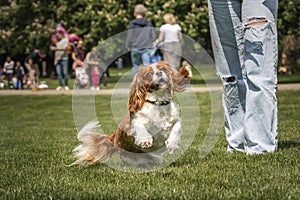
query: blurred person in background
[
  {"left": 154, "top": 13, "right": 182, "bottom": 71},
  {"left": 72, "top": 39, "right": 85, "bottom": 70},
  {"left": 0, "top": 67, "right": 5, "bottom": 89},
  {"left": 50, "top": 30, "right": 69, "bottom": 91},
  {"left": 85, "top": 47, "right": 107, "bottom": 89},
  {"left": 115, "top": 57, "right": 123, "bottom": 75},
  {"left": 126, "top": 4, "right": 156, "bottom": 77},
  {"left": 3, "top": 56, "right": 15, "bottom": 89},
  {"left": 24, "top": 50, "right": 47, "bottom": 90},
  {"left": 15, "top": 61, "right": 25, "bottom": 89}
]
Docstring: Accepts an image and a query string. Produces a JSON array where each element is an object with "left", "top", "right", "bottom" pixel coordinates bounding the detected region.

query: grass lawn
[{"left": 0, "top": 91, "right": 299, "bottom": 199}]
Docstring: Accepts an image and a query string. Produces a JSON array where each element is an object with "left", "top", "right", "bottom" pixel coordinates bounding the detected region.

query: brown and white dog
[{"left": 71, "top": 61, "right": 190, "bottom": 166}]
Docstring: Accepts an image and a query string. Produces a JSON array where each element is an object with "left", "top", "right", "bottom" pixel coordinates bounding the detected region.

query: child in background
[
  {"left": 15, "top": 61, "right": 25, "bottom": 89},
  {"left": 115, "top": 57, "right": 123, "bottom": 75},
  {"left": 90, "top": 66, "right": 100, "bottom": 91}
]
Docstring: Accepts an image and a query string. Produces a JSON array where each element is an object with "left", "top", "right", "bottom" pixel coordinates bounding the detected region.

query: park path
[{"left": 0, "top": 83, "right": 299, "bottom": 96}]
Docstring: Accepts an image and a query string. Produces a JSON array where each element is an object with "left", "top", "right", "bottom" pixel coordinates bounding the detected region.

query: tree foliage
[
  {"left": 0, "top": 0, "right": 299, "bottom": 67},
  {"left": 0, "top": 0, "right": 57, "bottom": 56}
]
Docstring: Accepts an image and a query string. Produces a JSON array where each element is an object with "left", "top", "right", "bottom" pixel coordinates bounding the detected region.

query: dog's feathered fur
[{"left": 70, "top": 61, "right": 190, "bottom": 166}]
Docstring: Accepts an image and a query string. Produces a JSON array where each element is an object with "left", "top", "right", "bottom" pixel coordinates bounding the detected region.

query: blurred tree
[
  {"left": 0, "top": 0, "right": 299, "bottom": 71},
  {"left": 0, "top": 0, "right": 57, "bottom": 56},
  {"left": 277, "top": 1, "right": 300, "bottom": 72}
]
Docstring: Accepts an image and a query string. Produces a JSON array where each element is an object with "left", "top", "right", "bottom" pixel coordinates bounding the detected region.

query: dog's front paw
[
  {"left": 165, "top": 138, "right": 180, "bottom": 154},
  {"left": 135, "top": 136, "right": 153, "bottom": 148}
]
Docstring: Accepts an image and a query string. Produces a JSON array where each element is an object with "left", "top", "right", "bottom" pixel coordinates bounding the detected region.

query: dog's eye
[
  {"left": 160, "top": 67, "right": 167, "bottom": 72},
  {"left": 146, "top": 72, "right": 153, "bottom": 80}
]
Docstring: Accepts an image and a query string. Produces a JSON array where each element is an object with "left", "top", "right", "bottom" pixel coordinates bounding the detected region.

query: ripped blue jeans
[{"left": 208, "top": 0, "right": 278, "bottom": 154}]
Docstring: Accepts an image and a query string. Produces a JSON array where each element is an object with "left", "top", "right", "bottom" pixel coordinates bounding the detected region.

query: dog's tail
[{"left": 68, "top": 121, "right": 116, "bottom": 166}]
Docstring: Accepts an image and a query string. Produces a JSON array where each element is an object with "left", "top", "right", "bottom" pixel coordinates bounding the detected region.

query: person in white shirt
[
  {"left": 154, "top": 13, "right": 182, "bottom": 71},
  {"left": 3, "top": 56, "right": 15, "bottom": 88}
]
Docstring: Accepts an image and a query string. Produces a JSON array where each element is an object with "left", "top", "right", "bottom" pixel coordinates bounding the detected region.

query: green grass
[
  {"left": 277, "top": 73, "right": 300, "bottom": 84},
  {"left": 0, "top": 91, "right": 299, "bottom": 199}
]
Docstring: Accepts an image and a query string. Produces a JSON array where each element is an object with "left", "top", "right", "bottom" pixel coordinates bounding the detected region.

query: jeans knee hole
[
  {"left": 245, "top": 18, "right": 268, "bottom": 27},
  {"left": 223, "top": 76, "right": 236, "bottom": 84}
]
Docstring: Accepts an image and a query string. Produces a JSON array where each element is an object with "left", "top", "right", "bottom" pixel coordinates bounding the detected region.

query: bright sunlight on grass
[{"left": 0, "top": 91, "right": 299, "bottom": 199}]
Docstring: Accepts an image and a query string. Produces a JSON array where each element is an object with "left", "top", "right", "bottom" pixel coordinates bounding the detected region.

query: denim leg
[
  {"left": 209, "top": 0, "right": 246, "bottom": 152},
  {"left": 7, "top": 74, "right": 13, "bottom": 88},
  {"left": 209, "top": 0, "right": 278, "bottom": 154},
  {"left": 16, "top": 79, "right": 21, "bottom": 89},
  {"left": 242, "top": 0, "right": 278, "bottom": 154},
  {"left": 131, "top": 48, "right": 151, "bottom": 77},
  {"left": 131, "top": 49, "right": 141, "bottom": 77},
  {"left": 141, "top": 48, "right": 151, "bottom": 66},
  {"left": 61, "top": 60, "right": 69, "bottom": 86},
  {"left": 56, "top": 62, "right": 63, "bottom": 87}
]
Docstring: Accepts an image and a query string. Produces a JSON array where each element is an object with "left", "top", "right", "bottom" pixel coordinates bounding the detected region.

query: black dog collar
[{"left": 146, "top": 99, "right": 170, "bottom": 106}]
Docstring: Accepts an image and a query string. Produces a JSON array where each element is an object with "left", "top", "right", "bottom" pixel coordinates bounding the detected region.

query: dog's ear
[
  {"left": 128, "top": 71, "right": 148, "bottom": 113},
  {"left": 178, "top": 65, "right": 190, "bottom": 80},
  {"left": 169, "top": 65, "right": 190, "bottom": 92},
  {"left": 128, "top": 86, "right": 148, "bottom": 113}
]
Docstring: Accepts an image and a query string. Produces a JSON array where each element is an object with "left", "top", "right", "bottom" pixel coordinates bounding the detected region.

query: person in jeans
[
  {"left": 208, "top": 0, "right": 278, "bottom": 155},
  {"left": 154, "top": 13, "right": 182, "bottom": 71},
  {"left": 15, "top": 61, "right": 25, "bottom": 89},
  {"left": 50, "top": 30, "right": 69, "bottom": 91},
  {"left": 125, "top": 4, "right": 156, "bottom": 77}
]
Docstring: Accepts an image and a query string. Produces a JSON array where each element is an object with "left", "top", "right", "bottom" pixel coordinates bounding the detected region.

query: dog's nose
[{"left": 156, "top": 71, "right": 162, "bottom": 77}]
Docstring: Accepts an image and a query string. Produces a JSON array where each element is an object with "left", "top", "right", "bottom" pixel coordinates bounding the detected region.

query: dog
[{"left": 70, "top": 61, "right": 190, "bottom": 166}]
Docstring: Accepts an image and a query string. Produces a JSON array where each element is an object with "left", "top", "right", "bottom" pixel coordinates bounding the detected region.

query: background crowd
[
  {"left": 0, "top": 5, "right": 190, "bottom": 91},
  {"left": 0, "top": 48, "right": 113, "bottom": 91}
]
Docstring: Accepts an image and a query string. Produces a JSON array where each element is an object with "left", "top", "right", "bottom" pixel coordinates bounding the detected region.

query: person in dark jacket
[
  {"left": 15, "top": 61, "right": 25, "bottom": 89},
  {"left": 125, "top": 4, "right": 156, "bottom": 77}
]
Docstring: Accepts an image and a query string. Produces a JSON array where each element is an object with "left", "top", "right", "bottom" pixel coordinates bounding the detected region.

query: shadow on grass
[{"left": 278, "top": 140, "right": 300, "bottom": 150}]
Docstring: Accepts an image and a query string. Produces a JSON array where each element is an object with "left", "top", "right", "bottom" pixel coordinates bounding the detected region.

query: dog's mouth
[
  {"left": 155, "top": 78, "right": 168, "bottom": 88},
  {"left": 150, "top": 78, "right": 169, "bottom": 90}
]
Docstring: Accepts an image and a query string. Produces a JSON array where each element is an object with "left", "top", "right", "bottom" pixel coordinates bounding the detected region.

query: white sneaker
[
  {"left": 90, "top": 86, "right": 95, "bottom": 91},
  {"left": 65, "top": 86, "right": 70, "bottom": 91},
  {"left": 96, "top": 87, "right": 100, "bottom": 91},
  {"left": 56, "top": 86, "right": 62, "bottom": 91}
]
